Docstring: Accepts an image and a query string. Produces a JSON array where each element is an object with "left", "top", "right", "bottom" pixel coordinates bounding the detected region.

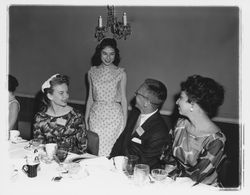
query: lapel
[
  {"left": 133, "top": 111, "right": 160, "bottom": 139},
  {"left": 141, "top": 111, "right": 159, "bottom": 130},
  {"left": 125, "top": 108, "right": 141, "bottom": 139}
]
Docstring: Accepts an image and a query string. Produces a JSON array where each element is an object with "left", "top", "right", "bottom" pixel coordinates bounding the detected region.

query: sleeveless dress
[
  {"left": 88, "top": 65, "right": 125, "bottom": 156},
  {"left": 9, "top": 96, "right": 20, "bottom": 130}
]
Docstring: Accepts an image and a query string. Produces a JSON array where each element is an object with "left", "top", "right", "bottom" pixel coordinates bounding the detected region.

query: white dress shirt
[{"left": 139, "top": 109, "right": 158, "bottom": 126}]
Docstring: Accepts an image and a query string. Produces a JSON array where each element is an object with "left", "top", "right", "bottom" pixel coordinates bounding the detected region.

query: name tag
[
  {"left": 136, "top": 126, "right": 145, "bottom": 136},
  {"left": 56, "top": 118, "right": 67, "bottom": 126},
  {"left": 131, "top": 137, "right": 142, "bottom": 144}
]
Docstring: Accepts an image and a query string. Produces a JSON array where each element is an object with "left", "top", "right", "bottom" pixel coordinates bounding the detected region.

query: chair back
[
  {"left": 86, "top": 130, "right": 99, "bottom": 155},
  {"left": 217, "top": 154, "right": 231, "bottom": 187}
]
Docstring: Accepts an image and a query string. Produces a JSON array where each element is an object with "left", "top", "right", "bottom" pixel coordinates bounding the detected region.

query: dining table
[{"left": 5, "top": 139, "right": 218, "bottom": 194}]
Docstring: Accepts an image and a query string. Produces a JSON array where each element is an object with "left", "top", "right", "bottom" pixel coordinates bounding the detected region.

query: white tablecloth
[{"left": 6, "top": 141, "right": 218, "bottom": 194}]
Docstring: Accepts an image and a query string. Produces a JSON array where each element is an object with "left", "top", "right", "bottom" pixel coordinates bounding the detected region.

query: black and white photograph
[{"left": 1, "top": 0, "right": 249, "bottom": 194}]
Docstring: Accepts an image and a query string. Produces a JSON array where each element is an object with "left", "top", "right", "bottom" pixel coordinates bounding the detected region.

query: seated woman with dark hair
[
  {"left": 33, "top": 74, "right": 87, "bottom": 154},
  {"left": 161, "top": 75, "right": 226, "bottom": 186},
  {"left": 8, "top": 74, "right": 20, "bottom": 131}
]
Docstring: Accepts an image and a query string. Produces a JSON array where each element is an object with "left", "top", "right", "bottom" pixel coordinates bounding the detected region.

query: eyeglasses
[
  {"left": 135, "top": 91, "right": 149, "bottom": 100},
  {"left": 135, "top": 91, "right": 161, "bottom": 105}
]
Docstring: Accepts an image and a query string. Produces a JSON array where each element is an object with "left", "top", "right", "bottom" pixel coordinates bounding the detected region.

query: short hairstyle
[
  {"left": 181, "top": 75, "right": 224, "bottom": 118},
  {"left": 91, "top": 38, "right": 121, "bottom": 66},
  {"left": 144, "top": 78, "right": 167, "bottom": 109},
  {"left": 42, "top": 74, "right": 69, "bottom": 107},
  {"left": 8, "top": 74, "right": 19, "bottom": 92}
]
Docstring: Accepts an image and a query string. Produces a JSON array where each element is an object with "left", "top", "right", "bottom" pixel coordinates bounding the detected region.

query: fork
[
  {"left": 148, "top": 175, "right": 155, "bottom": 184},
  {"left": 112, "top": 158, "right": 117, "bottom": 169}
]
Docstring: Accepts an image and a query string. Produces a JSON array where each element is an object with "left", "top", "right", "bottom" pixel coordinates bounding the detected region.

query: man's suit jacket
[{"left": 110, "top": 107, "right": 171, "bottom": 169}]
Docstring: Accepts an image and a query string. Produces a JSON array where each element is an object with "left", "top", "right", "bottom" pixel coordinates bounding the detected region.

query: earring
[{"left": 190, "top": 107, "right": 193, "bottom": 112}]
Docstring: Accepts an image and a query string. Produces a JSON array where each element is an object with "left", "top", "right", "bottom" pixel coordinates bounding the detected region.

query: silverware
[
  {"left": 112, "top": 158, "right": 117, "bottom": 169},
  {"left": 148, "top": 175, "right": 155, "bottom": 184},
  {"left": 52, "top": 176, "right": 62, "bottom": 182}
]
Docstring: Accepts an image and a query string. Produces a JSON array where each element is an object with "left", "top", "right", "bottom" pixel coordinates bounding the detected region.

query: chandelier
[{"left": 95, "top": 5, "right": 131, "bottom": 41}]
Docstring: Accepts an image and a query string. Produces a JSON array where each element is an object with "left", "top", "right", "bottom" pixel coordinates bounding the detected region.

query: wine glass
[
  {"left": 57, "top": 148, "right": 68, "bottom": 162},
  {"left": 55, "top": 145, "right": 69, "bottom": 170}
]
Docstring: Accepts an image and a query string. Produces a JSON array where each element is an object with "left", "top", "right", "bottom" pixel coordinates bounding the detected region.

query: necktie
[{"left": 132, "top": 115, "right": 141, "bottom": 135}]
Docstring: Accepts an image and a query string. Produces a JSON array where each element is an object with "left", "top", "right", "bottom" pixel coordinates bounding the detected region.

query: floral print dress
[
  {"left": 33, "top": 108, "right": 87, "bottom": 154},
  {"left": 162, "top": 118, "right": 226, "bottom": 186}
]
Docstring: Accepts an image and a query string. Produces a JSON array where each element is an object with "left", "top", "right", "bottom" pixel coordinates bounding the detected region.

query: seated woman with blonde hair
[{"left": 33, "top": 74, "right": 87, "bottom": 154}]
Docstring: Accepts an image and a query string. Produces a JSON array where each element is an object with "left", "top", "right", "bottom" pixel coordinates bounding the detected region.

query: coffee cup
[
  {"left": 113, "top": 156, "right": 128, "bottom": 172},
  {"left": 22, "top": 163, "right": 40, "bottom": 178},
  {"left": 9, "top": 130, "right": 20, "bottom": 141},
  {"left": 45, "top": 143, "right": 57, "bottom": 160}
]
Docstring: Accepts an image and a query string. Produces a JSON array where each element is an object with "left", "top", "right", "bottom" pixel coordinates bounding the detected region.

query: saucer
[{"left": 11, "top": 137, "right": 27, "bottom": 144}]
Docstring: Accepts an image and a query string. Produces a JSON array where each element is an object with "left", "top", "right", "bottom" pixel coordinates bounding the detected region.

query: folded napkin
[
  {"left": 79, "top": 157, "right": 114, "bottom": 176},
  {"left": 80, "top": 156, "right": 111, "bottom": 168}
]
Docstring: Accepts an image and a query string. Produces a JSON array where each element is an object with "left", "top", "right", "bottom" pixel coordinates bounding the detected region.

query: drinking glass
[
  {"left": 165, "top": 164, "right": 176, "bottom": 175},
  {"left": 55, "top": 146, "right": 68, "bottom": 166},
  {"left": 126, "top": 155, "right": 139, "bottom": 176},
  {"left": 134, "top": 164, "right": 150, "bottom": 185},
  {"left": 45, "top": 143, "right": 57, "bottom": 160},
  {"left": 30, "top": 138, "right": 43, "bottom": 151}
]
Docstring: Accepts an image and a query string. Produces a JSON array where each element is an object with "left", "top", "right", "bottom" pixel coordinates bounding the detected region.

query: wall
[{"left": 9, "top": 6, "right": 239, "bottom": 120}]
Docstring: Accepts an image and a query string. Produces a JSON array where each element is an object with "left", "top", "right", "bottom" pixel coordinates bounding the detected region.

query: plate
[{"left": 64, "top": 162, "right": 89, "bottom": 179}]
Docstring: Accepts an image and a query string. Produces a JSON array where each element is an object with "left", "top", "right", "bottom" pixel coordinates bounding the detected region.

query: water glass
[
  {"left": 126, "top": 155, "right": 139, "bottom": 176},
  {"left": 45, "top": 143, "right": 57, "bottom": 160},
  {"left": 133, "top": 164, "right": 150, "bottom": 185},
  {"left": 56, "top": 147, "right": 68, "bottom": 163}
]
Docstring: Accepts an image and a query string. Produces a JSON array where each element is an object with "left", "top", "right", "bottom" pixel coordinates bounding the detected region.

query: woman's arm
[
  {"left": 85, "top": 72, "right": 94, "bottom": 130},
  {"left": 74, "top": 112, "right": 88, "bottom": 154},
  {"left": 120, "top": 71, "right": 128, "bottom": 129},
  {"left": 9, "top": 101, "right": 19, "bottom": 130}
]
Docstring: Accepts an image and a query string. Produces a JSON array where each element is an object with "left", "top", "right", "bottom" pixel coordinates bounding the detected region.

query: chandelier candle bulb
[
  {"left": 98, "top": 16, "right": 102, "bottom": 27},
  {"left": 123, "top": 13, "right": 127, "bottom": 26},
  {"left": 95, "top": 6, "right": 131, "bottom": 40}
]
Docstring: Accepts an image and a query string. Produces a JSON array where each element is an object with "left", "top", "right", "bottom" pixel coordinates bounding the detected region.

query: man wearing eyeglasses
[{"left": 110, "top": 78, "right": 171, "bottom": 169}]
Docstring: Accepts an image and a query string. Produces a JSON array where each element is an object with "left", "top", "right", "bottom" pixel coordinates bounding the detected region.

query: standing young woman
[{"left": 85, "top": 38, "right": 127, "bottom": 156}]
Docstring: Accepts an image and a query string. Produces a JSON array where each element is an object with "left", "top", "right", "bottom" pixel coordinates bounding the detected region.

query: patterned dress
[
  {"left": 33, "top": 108, "right": 87, "bottom": 154},
  {"left": 162, "top": 118, "right": 226, "bottom": 186},
  {"left": 88, "top": 65, "right": 125, "bottom": 156}
]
